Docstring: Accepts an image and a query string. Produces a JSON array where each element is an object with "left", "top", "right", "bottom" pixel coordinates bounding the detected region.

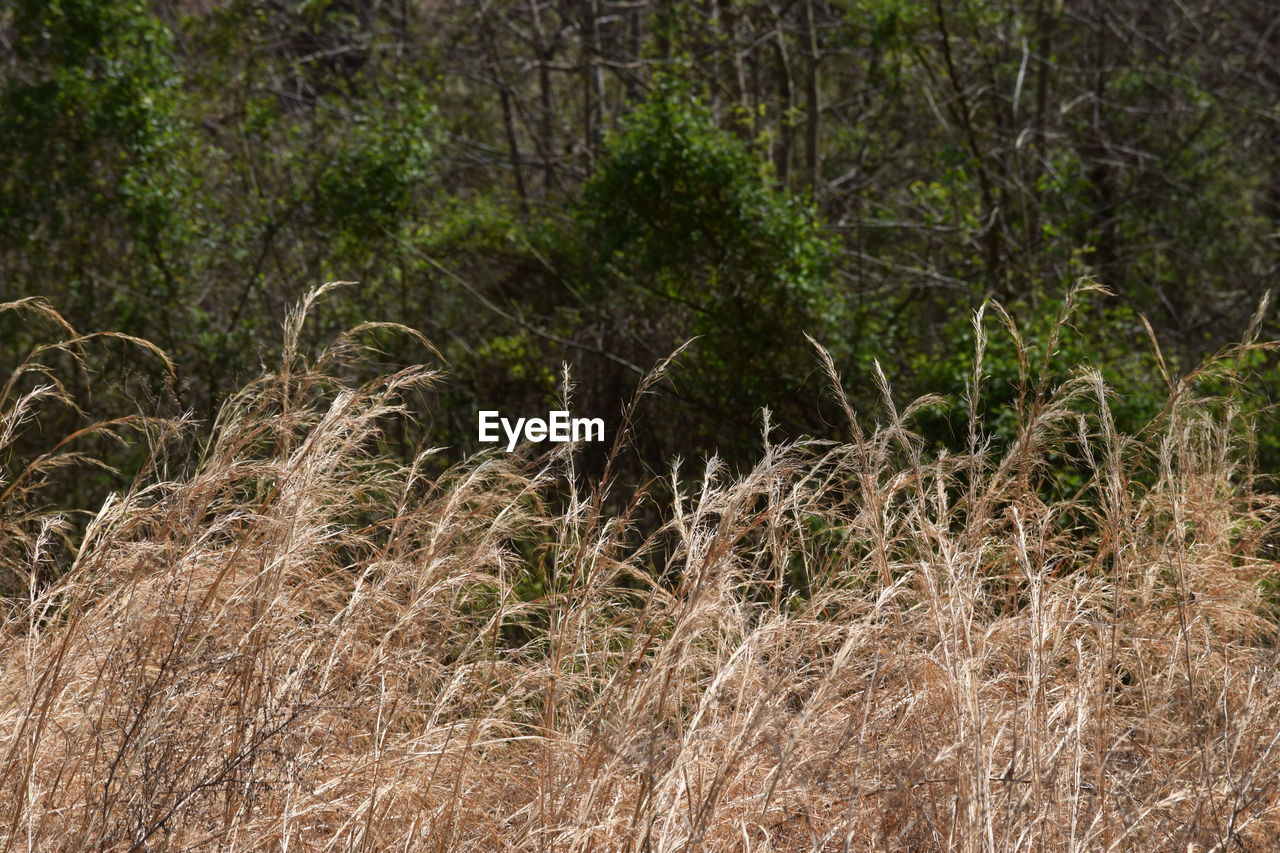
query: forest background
[{"left": 2, "top": 0, "right": 1278, "bottom": 496}]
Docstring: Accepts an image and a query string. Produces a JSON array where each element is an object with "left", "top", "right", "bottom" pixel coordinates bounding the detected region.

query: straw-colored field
[{"left": 3, "top": 289, "right": 1279, "bottom": 851}]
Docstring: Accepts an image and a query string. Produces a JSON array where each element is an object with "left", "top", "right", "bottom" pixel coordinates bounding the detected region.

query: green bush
[{"left": 575, "top": 80, "right": 846, "bottom": 450}]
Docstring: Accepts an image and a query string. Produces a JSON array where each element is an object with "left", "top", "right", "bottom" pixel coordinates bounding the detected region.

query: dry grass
[{"left": 3, "top": 284, "right": 1280, "bottom": 851}]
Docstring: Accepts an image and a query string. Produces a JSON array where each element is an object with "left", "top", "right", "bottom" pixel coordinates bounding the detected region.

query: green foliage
[
  {"left": 912, "top": 290, "right": 1169, "bottom": 449},
  {"left": 0, "top": 0, "right": 193, "bottom": 259},
  {"left": 578, "top": 81, "right": 844, "bottom": 444},
  {"left": 0, "top": 0, "right": 1277, "bottom": 498},
  {"left": 0, "top": 0, "right": 189, "bottom": 248},
  {"left": 311, "top": 93, "right": 437, "bottom": 243}
]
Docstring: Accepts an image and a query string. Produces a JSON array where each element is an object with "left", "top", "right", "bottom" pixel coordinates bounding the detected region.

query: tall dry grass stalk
[{"left": 2, "top": 283, "right": 1279, "bottom": 851}]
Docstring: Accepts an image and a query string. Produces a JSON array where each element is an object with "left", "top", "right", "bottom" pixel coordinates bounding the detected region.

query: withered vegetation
[{"left": 2, "top": 285, "right": 1279, "bottom": 851}]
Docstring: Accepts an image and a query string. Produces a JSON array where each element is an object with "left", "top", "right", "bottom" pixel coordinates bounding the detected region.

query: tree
[{"left": 575, "top": 82, "right": 844, "bottom": 453}]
